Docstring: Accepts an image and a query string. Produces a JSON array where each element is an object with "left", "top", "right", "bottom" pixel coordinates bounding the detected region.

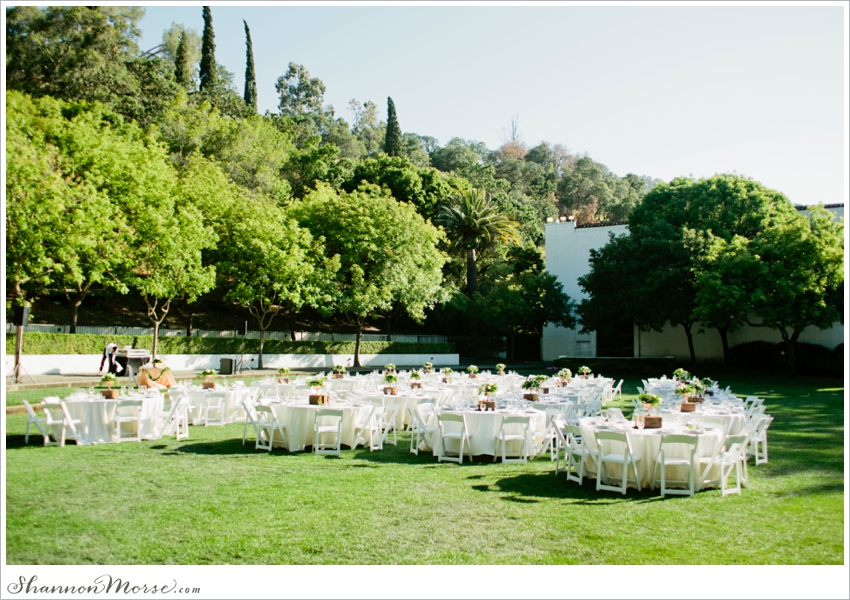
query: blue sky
[{"left": 137, "top": 3, "right": 847, "bottom": 206}]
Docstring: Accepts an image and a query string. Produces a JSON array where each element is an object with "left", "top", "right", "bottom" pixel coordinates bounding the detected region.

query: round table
[
  {"left": 578, "top": 417, "right": 725, "bottom": 490},
  {"left": 427, "top": 408, "right": 548, "bottom": 458},
  {"left": 60, "top": 397, "right": 119, "bottom": 445},
  {"left": 268, "top": 402, "right": 374, "bottom": 452}
]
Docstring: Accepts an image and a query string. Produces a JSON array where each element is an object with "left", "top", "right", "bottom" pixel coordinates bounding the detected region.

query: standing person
[{"left": 97, "top": 342, "right": 121, "bottom": 376}]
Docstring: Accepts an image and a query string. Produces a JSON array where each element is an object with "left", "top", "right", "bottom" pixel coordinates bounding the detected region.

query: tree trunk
[
  {"left": 14, "top": 324, "right": 24, "bottom": 384},
  {"left": 70, "top": 298, "right": 81, "bottom": 334},
  {"left": 717, "top": 323, "right": 731, "bottom": 366},
  {"left": 466, "top": 248, "right": 478, "bottom": 297},
  {"left": 152, "top": 320, "right": 160, "bottom": 360},
  {"left": 257, "top": 328, "right": 265, "bottom": 369},
  {"left": 290, "top": 330, "right": 296, "bottom": 341},
  {"left": 354, "top": 318, "right": 363, "bottom": 367},
  {"left": 682, "top": 321, "right": 697, "bottom": 366}
]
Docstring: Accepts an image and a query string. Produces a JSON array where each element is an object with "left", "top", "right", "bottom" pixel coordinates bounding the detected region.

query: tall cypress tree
[
  {"left": 174, "top": 31, "right": 190, "bottom": 89},
  {"left": 243, "top": 20, "right": 257, "bottom": 112},
  {"left": 384, "top": 96, "right": 403, "bottom": 156},
  {"left": 199, "top": 6, "right": 217, "bottom": 92}
]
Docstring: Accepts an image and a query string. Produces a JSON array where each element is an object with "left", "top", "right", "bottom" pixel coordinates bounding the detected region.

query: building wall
[{"left": 541, "top": 207, "right": 844, "bottom": 362}]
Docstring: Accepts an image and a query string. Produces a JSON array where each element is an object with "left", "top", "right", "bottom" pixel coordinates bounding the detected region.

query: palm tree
[{"left": 437, "top": 188, "right": 521, "bottom": 296}]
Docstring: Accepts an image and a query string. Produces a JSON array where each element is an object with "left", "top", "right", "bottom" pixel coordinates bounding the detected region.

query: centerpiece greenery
[
  {"left": 638, "top": 393, "right": 661, "bottom": 407},
  {"left": 479, "top": 383, "right": 497, "bottom": 396},
  {"left": 467, "top": 365, "right": 479, "bottom": 378},
  {"left": 495, "top": 363, "right": 506, "bottom": 375},
  {"left": 384, "top": 363, "right": 396, "bottom": 374},
  {"left": 201, "top": 369, "right": 217, "bottom": 378},
  {"left": 578, "top": 366, "right": 592, "bottom": 378},
  {"left": 673, "top": 368, "right": 691, "bottom": 380},
  {"left": 100, "top": 373, "right": 118, "bottom": 387},
  {"left": 333, "top": 365, "right": 346, "bottom": 373},
  {"left": 384, "top": 374, "right": 398, "bottom": 385},
  {"left": 410, "top": 370, "right": 421, "bottom": 380},
  {"left": 557, "top": 368, "right": 572, "bottom": 382}
]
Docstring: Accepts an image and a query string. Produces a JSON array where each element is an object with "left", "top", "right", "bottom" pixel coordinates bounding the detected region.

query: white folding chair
[
  {"left": 610, "top": 379, "right": 624, "bottom": 401},
  {"left": 242, "top": 399, "right": 260, "bottom": 446},
  {"left": 42, "top": 400, "right": 81, "bottom": 447},
  {"left": 314, "top": 408, "right": 343, "bottom": 456},
  {"left": 540, "top": 409, "right": 566, "bottom": 462},
  {"left": 379, "top": 403, "right": 401, "bottom": 447},
  {"left": 114, "top": 400, "right": 143, "bottom": 443},
  {"left": 652, "top": 434, "right": 699, "bottom": 497},
  {"left": 716, "top": 434, "right": 748, "bottom": 496},
  {"left": 564, "top": 424, "right": 597, "bottom": 485},
  {"left": 352, "top": 406, "right": 381, "bottom": 452},
  {"left": 437, "top": 413, "right": 473, "bottom": 464},
  {"left": 495, "top": 415, "right": 532, "bottom": 464},
  {"left": 595, "top": 430, "right": 642, "bottom": 494},
  {"left": 255, "top": 405, "right": 287, "bottom": 452},
  {"left": 203, "top": 392, "right": 226, "bottom": 427},
  {"left": 159, "top": 394, "right": 189, "bottom": 440},
  {"left": 751, "top": 415, "right": 774, "bottom": 466},
  {"left": 23, "top": 400, "right": 48, "bottom": 445},
  {"left": 409, "top": 404, "right": 437, "bottom": 456}
]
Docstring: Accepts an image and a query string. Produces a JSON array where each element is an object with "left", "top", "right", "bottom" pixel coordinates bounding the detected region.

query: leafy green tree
[
  {"left": 430, "top": 137, "right": 490, "bottom": 173},
  {"left": 384, "top": 97, "right": 403, "bottom": 157},
  {"left": 242, "top": 20, "right": 257, "bottom": 112},
  {"left": 289, "top": 184, "right": 447, "bottom": 366},
  {"left": 162, "top": 23, "right": 201, "bottom": 89},
  {"left": 280, "top": 135, "right": 348, "bottom": 199},
  {"left": 275, "top": 63, "right": 332, "bottom": 146},
  {"left": 174, "top": 32, "right": 191, "bottom": 89},
  {"left": 436, "top": 188, "right": 521, "bottom": 296},
  {"left": 199, "top": 6, "right": 217, "bottom": 93},
  {"left": 482, "top": 266, "right": 576, "bottom": 359},
  {"left": 349, "top": 99, "right": 385, "bottom": 154},
  {"left": 746, "top": 208, "right": 844, "bottom": 373},
  {"left": 217, "top": 200, "right": 335, "bottom": 368}
]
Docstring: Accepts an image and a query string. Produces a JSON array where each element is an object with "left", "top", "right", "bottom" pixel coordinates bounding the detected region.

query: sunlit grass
[{"left": 4, "top": 369, "right": 843, "bottom": 564}]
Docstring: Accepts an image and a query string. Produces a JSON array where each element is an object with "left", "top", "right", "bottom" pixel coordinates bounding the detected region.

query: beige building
[{"left": 541, "top": 204, "right": 845, "bottom": 363}]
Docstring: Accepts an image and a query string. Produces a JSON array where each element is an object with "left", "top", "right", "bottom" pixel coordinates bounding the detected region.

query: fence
[{"left": 5, "top": 323, "right": 447, "bottom": 344}]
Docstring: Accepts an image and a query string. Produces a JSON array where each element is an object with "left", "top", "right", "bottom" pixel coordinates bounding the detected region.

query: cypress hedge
[{"left": 6, "top": 333, "right": 455, "bottom": 356}]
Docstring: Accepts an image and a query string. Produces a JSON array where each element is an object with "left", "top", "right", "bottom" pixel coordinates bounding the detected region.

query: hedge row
[
  {"left": 7, "top": 332, "right": 455, "bottom": 356},
  {"left": 728, "top": 341, "right": 843, "bottom": 377}
]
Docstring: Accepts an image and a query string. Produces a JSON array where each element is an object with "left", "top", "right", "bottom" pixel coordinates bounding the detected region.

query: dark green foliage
[
  {"left": 728, "top": 341, "right": 842, "bottom": 378},
  {"left": 174, "top": 31, "right": 190, "bottom": 89},
  {"left": 727, "top": 341, "right": 779, "bottom": 372},
  {"left": 199, "top": 6, "right": 217, "bottom": 92},
  {"left": 384, "top": 97, "right": 403, "bottom": 157},
  {"left": 242, "top": 20, "right": 257, "bottom": 112},
  {"left": 7, "top": 332, "right": 454, "bottom": 357}
]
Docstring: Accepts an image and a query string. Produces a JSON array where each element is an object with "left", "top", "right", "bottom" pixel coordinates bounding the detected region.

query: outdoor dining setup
[{"left": 22, "top": 361, "right": 773, "bottom": 498}]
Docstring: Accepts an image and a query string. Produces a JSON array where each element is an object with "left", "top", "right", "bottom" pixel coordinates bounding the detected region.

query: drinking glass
[{"left": 635, "top": 413, "right": 645, "bottom": 430}]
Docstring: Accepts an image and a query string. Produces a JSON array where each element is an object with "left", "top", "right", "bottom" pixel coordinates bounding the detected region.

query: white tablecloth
[
  {"left": 357, "top": 391, "right": 441, "bottom": 429},
  {"left": 268, "top": 402, "right": 374, "bottom": 452},
  {"left": 60, "top": 398, "right": 119, "bottom": 445},
  {"left": 427, "top": 408, "right": 548, "bottom": 458},
  {"left": 183, "top": 387, "right": 249, "bottom": 425},
  {"left": 116, "top": 393, "right": 166, "bottom": 439},
  {"left": 579, "top": 417, "right": 724, "bottom": 490}
]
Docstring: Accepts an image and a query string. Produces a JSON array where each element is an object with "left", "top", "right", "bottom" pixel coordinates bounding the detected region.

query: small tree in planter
[
  {"left": 422, "top": 362, "right": 433, "bottom": 374},
  {"left": 277, "top": 367, "right": 290, "bottom": 383},
  {"left": 495, "top": 363, "right": 506, "bottom": 376},
  {"left": 410, "top": 370, "right": 423, "bottom": 389},
  {"left": 333, "top": 365, "right": 346, "bottom": 379},
  {"left": 201, "top": 369, "right": 217, "bottom": 389},
  {"left": 441, "top": 367, "right": 454, "bottom": 383},
  {"left": 557, "top": 368, "right": 572, "bottom": 385},
  {"left": 522, "top": 376, "right": 544, "bottom": 401},
  {"left": 672, "top": 368, "right": 691, "bottom": 381},
  {"left": 578, "top": 366, "right": 592, "bottom": 379},
  {"left": 307, "top": 377, "right": 328, "bottom": 404},
  {"left": 101, "top": 373, "right": 118, "bottom": 398},
  {"left": 383, "top": 373, "right": 398, "bottom": 395},
  {"left": 467, "top": 365, "right": 479, "bottom": 378},
  {"left": 384, "top": 363, "right": 396, "bottom": 375}
]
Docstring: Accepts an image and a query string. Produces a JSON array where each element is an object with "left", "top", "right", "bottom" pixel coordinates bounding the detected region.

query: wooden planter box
[
  {"left": 496, "top": 371, "right": 505, "bottom": 376},
  {"left": 309, "top": 394, "right": 330, "bottom": 405},
  {"left": 523, "top": 393, "right": 538, "bottom": 402},
  {"left": 410, "top": 382, "right": 422, "bottom": 389},
  {"left": 468, "top": 373, "right": 478, "bottom": 379},
  {"left": 482, "top": 400, "right": 496, "bottom": 411},
  {"left": 680, "top": 402, "right": 696, "bottom": 413},
  {"left": 202, "top": 381, "right": 216, "bottom": 390},
  {"left": 644, "top": 416, "right": 663, "bottom": 429},
  {"left": 101, "top": 389, "right": 117, "bottom": 399},
  {"left": 691, "top": 395, "right": 704, "bottom": 403},
  {"left": 442, "top": 377, "right": 452, "bottom": 384},
  {"left": 423, "top": 369, "right": 432, "bottom": 374},
  {"left": 383, "top": 386, "right": 398, "bottom": 395},
  {"left": 541, "top": 387, "right": 549, "bottom": 394},
  {"left": 277, "top": 377, "right": 290, "bottom": 384},
  {"left": 333, "top": 373, "right": 345, "bottom": 379}
]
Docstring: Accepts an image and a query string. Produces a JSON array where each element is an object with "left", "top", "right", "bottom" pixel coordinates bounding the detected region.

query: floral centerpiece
[
  {"left": 423, "top": 362, "right": 433, "bottom": 374},
  {"left": 333, "top": 365, "right": 346, "bottom": 379},
  {"left": 383, "top": 373, "right": 399, "bottom": 395},
  {"left": 676, "top": 383, "right": 697, "bottom": 400},
  {"left": 277, "top": 367, "right": 290, "bottom": 383},
  {"left": 307, "top": 377, "right": 328, "bottom": 404},
  {"left": 100, "top": 372, "right": 118, "bottom": 398},
  {"left": 479, "top": 383, "right": 498, "bottom": 397},
  {"left": 495, "top": 363, "right": 506, "bottom": 376},
  {"left": 578, "top": 366, "right": 592, "bottom": 378},
  {"left": 440, "top": 367, "right": 454, "bottom": 383},
  {"left": 522, "top": 375, "right": 546, "bottom": 400},
  {"left": 467, "top": 365, "right": 479, "bottom": 378},
  {"left": 384, "top": 363, "right": 396, "bottom": 374},
  {"left": 201, "top": 368, "right": 217, "bottom": 389},
  {"left": 700, "top": 377, "right": 715, "bottom": 395},
  {"left": 672, "top": 368, "right": 691, "bottom": 381},
  {"left": 637, "top": 394, "right": 663, "bottom": 427},
  {"left": 638, "top": 393, "right": 661, "bottom": 408},
  {"left": 557, "top": 368, "right": 572, "bottom": 385},
  {"left": 410, "top": 370, "right": 422, "bottom": 389}
]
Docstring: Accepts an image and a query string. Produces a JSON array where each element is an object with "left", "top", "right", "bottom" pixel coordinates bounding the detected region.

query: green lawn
[{"left": 4, "top": 369, "right": 844, "bottom": 565}]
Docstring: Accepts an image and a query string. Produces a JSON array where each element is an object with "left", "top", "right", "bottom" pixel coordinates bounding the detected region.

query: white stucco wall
[{"left": 542, "top": 207, "right": 844, "bottom": 362}]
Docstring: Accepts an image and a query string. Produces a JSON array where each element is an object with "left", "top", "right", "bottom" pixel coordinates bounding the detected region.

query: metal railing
[{"left": 6, "top": 323, "right": 447, "bottom": 344}]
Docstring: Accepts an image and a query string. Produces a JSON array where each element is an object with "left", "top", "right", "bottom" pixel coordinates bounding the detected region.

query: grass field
[{"left": 4, "top": 368, "right": 844, "bottom": 565}]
